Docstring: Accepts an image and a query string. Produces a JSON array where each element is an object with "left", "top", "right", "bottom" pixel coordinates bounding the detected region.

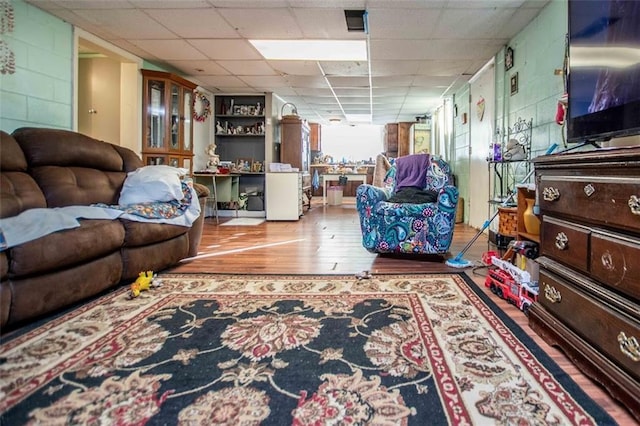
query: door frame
[
  {"left": 467, "top": 59, "right": 495, "bottom": 230},
  {"left": 73, "top": 28, "right": 143, "bottom": 153}
]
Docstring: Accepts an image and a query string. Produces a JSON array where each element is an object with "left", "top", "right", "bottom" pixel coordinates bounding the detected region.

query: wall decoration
[
  {"left": 192, "top": 91, "right": 211, "bottom": 122},
  {"left": 476, "top": 97, "right": 485, "bottom": 121},
  {"left": 1, "top": 0, "right": 15, "bottom": 75},
  {"left": 510, "top": 73, "right": 519, "bottom": 95},
  {"left": 505, "top": 46, "right": 514, "bottom": 71}
]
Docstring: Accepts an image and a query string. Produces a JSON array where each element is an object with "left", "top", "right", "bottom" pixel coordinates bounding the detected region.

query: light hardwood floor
[{"left": 171, "top": 198, "right": 638, "bottom": 425}]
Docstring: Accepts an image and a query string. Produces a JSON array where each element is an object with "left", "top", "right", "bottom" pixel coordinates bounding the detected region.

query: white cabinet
[{"left": 266, "top": 172, "right": 302, "bottom": 221}]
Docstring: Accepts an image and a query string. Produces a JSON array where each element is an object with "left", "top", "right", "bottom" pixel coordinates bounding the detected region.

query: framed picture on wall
[
  {"left": 505, "top": 46, "right": 514, "bottom": 71},
  {"left": 510, "top": 73, "right": 519, "bottom": 95}
]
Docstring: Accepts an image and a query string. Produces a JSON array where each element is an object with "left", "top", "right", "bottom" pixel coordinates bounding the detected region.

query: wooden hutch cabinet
[
  {"left": 310, "top": 122, "right": 321, "bottom": 152},
  {"left": 141, "top": 70, "right": 197, "bottom": 172},
  {"left": 280, "top": 115, "right": 310, "bottom": 173},
  {"left": 384, "top": 123, "right": 398, "bottom": 157}
]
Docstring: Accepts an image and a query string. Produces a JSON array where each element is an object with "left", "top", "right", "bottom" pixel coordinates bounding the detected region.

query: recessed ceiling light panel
[{"left": 249, "top": 40, "right": 367, "bottom": 61}]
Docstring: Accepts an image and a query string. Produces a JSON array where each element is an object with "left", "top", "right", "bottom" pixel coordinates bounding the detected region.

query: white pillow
[{"left": 118, "top": 165, "right": 188, "bottom": 205}]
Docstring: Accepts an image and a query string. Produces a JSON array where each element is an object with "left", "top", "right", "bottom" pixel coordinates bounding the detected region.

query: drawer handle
[
  {"left": 583, "top": 183, "right": 595, "bottom": 197},
  {"left": 617, "top": 332, "right": 640, "bottom": 362},
  {"left": 544, "top": 284, "right": 562, "bottom": 303},
  {"left": 555, "top": 232, "right": 568, "bottom": 250},
  {"left": 629, "top": 195, "right": 640, "bottom": 215},
  {"left": 542, "top": 187, "right": 560, "bottom": 201}
]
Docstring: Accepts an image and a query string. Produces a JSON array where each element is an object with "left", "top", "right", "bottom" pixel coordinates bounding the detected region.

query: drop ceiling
[{"left": 27, "top": 0, "right": 550, "bottom": 125}]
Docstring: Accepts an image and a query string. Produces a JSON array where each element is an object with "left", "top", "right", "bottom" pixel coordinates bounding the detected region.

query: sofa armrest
[
  {"left": 192, "top": 182, "right": 210, "bottom": 199},
  {"left": 187, "top": 182, "right": 210, "bottom": 257}
]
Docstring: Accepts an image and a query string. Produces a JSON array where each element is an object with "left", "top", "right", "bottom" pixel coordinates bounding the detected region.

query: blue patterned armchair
[{"left": 356, "top": 155, "right": 459, "bottom": 254}]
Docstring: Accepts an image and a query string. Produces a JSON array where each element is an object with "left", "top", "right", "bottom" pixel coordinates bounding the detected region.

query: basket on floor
[{"left": 498, "top": 206, "right": 518, "bottom": 237}]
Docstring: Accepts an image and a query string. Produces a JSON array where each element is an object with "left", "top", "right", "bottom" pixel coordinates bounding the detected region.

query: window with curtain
[{"left": 320, "top": 124, "right": 384, "bottom": 163}]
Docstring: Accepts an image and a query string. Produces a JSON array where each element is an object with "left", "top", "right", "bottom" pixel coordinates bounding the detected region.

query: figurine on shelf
[
  {"left": 503, "top": 139, "right": 526, "bottom": 161},
  {"left": 216, "top": 121, "right": 224, "bottom": 134},
  {"left": 205, "top": 142, "right": 220, "bottom": 170}
]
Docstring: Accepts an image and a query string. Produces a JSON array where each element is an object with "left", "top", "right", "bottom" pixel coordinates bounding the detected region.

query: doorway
[
  {"left": 467, "top": 60, "right": 495, "bottom": 230},
  {"left": 75, "top": 29, "right": 141, "bottom": 153}
]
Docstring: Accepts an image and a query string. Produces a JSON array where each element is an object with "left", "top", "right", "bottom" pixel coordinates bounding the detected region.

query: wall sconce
[{"left": 280, "top": 102, "right": 298, "bottom": 118}]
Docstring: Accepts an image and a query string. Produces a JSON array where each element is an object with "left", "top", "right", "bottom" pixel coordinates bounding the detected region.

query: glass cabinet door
[
  {"left": 146, "top": 79, "right": 165, "bottom": 150},
  {"left": 170, "top": 83, "right": 180, "bottom": 150},
  {"left": 183, "top": 89, "right": 192, "bottom": 152}
]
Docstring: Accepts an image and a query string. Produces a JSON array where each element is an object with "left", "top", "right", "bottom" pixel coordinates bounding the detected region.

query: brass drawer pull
[
  {"left": 583, "top": 183, "right": 595, "bottom": 197},
  {"left": 543, "top": 187, "right": 560, "bottom": 201},
  {"left": 544, "top": 284, "right": 562, "bottom": 303},
  {"left": 617, "top": 332, "right": 640, "bottom": 362},
  {"left": 629, "top": 195, "right": 640, "bottom": 215},
  {"left": 555, "top": 232, "right": 568, "bottom": 250}
]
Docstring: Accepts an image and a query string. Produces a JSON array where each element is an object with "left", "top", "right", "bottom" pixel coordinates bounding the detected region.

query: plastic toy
[
  {"left": 129, "top": 271, "right": 157, "bottom": 299},
  {"left": 483, "top": 255, "right": 539, "bottom": 315}
]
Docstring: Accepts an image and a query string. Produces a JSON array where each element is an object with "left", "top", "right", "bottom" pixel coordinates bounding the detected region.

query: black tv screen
[{"left": 567, "top": 0, "right": 640, "bottom": 143}]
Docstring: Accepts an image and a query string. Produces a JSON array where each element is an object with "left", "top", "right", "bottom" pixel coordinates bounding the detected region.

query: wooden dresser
[{"left": 529, "top": 146, "right": 640, "bottom": 420}]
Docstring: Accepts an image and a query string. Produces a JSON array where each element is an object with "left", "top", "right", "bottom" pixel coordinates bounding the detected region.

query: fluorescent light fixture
[
  {"left": 249, "top": 40, "right": 367, "bottom": 61},
  {"left": 345, "top": 113, "right": 372, "bottom": 123}
]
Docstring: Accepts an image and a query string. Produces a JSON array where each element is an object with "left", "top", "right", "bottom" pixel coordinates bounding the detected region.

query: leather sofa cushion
[
  {"left": 120, "top": 219, "right": 189, "bottom": 247},
  {"left": 13, "top": 128, "right": 126, "bottom": 171},
  {"left": 8, "top": 252, "right": 123, "bottom": 327},
  {"left": 1, "top": 131, "right": 28, "bottom": 171},
  {"left": 1, "top": 172, "right": 47, "bottom": 218},
  {"left": 1, "top": 132, "right": 47, "bottom": 218},
  {"left": 31, "top": 166, "right": 126, "bottom": 207},
  {"left": 8, "top": 219, "right": 125, "bottom": 277},
  {"left": 0, "top": 252, "right": 7, "bottom": 279},
  {"left": 12, "top": 127, "right": 135, "bottom": 207}
]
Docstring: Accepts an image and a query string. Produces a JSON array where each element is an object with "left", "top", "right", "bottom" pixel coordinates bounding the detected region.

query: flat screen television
[{"left": 567, "top": 0, "right": 640, "bottom": 143}]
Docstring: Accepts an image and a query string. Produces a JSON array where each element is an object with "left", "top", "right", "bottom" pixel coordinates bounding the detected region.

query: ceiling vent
[{"left": 344, "top": 10, "right": 366, "bottom": 32}]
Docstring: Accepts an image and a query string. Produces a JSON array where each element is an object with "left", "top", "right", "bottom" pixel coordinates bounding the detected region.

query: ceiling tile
[
  {"left": 188, "top": 39, "right": 263, "bottom": 60},
  {"left": 72, "top": 9, "right": 176, "bottom": 39},
  {"left": 217, "top": 8, "right": 304, "bottom": 39},
  {"left": 216, "top": 60, "right": 278, "bottom": 76},
  {"left": 168, "top": 60, "right": 230, "bottom": 75},
  {"left": 144, "top": 8, "right": 239, "bottom": 38},
  {"left": 268, "top": 61, "right": 323, "bottom": 76},
  {"left": 130, "top": 39, "right": 207, "bottom": 60}
]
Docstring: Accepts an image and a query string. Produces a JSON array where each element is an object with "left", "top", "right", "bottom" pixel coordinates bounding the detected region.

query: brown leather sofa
[{"left": 0, "top": 128, "right": 208, "bottom": 332}]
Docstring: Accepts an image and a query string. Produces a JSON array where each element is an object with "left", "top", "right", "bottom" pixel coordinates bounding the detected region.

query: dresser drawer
[
  {"left": 591, "top": 230, "right": 640, "bottom": 302},
  {"left": 540, "top": 216, "right": 589, "bottom": 273},
  {"left": 538, "top": 175, "right": 640, "bottom": 232},
  {"left": 539, "top": 269, "right": 640, "bottom": 381}
]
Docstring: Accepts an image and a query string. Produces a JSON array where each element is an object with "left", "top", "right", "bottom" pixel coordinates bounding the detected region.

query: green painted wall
[
  {"left": 1, "top": 0, "right": 74, "bottom": 133},
  {"left": 452, "top": 0, "right": 568, "bottom": 223},
  {"left": 496, "top": 0, "right": 568, "bottom": 157}
]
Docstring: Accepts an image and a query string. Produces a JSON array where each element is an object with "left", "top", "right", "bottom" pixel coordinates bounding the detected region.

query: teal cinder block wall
[
  {"left": 1, "top": 0, "right": 74, "bottom": 133},
  {"left": 452, "top": 0, "right": 568, "bottom": 225},
  {"left": 497, "top": 0, "right": 568, "bottom": 157}
]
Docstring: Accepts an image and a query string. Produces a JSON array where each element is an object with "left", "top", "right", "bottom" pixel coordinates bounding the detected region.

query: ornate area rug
[{"left": 0, "top": 273, "right": 614, "bottom": 425}]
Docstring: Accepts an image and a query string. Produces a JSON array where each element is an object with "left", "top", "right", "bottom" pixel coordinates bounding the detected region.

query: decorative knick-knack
[{"left": 523, "top": 198, "right": 540, "bottom": 235}]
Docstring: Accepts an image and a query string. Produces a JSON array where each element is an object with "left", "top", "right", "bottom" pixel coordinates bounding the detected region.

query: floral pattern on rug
[{"left": 0, "top": 274, "right": 613, "bottom": 425}]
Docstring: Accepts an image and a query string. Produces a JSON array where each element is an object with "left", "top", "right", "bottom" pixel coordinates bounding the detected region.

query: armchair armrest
[
  {"left": 356, "top": 184, "right": 391, "bottom": 207},
  {"left": 437, "top": 185, "right": 459, "bottom": 210}
]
